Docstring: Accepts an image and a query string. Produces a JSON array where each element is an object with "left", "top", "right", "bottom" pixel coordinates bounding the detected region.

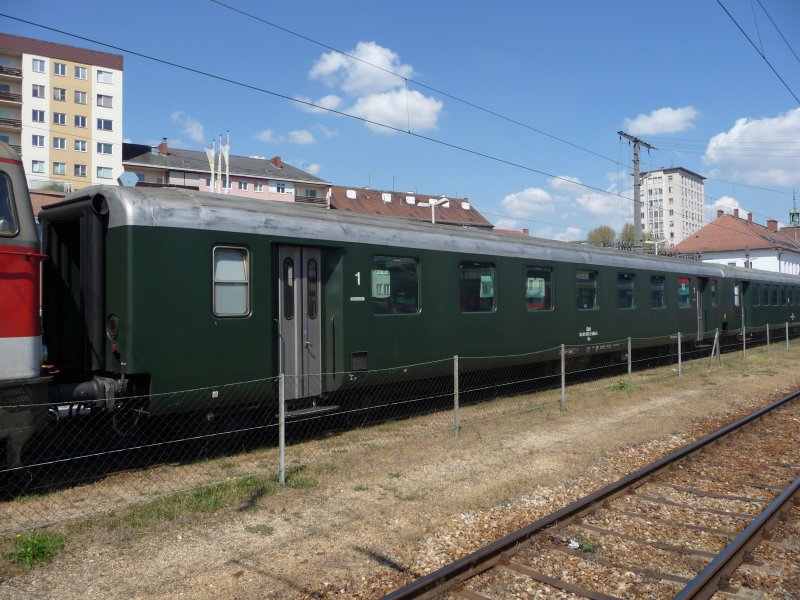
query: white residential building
[
  {"left": 640, "top": 167, "right": 706, "bottom": 247},
  {"left": 0, "top": 33, "right": 123, "bottom": 193}
]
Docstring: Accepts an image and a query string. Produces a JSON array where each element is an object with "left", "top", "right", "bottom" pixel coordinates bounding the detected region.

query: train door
[
  {"left": 697, "top": 277, "right": 720, "bottom": 342},
  {"left": 277, "top": 246, "right": 322, "bottom": 400}
]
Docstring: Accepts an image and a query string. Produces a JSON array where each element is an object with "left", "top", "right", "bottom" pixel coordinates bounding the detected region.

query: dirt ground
[{"left": 0, "top": 346, "right": 797, "bottom": 599}]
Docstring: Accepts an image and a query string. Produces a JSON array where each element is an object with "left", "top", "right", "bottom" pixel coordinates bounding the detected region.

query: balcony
[
  {"left": 0, "top": 117, "right": 21, "bottom": 130},
  {"left": 0, "top": 65, "right": 22, "bottom": 79},
  {"left": 0, "top": 90, "right": 22, "bottom": 105},
  {"left": 294, "top": 194, "right": 327, "bottom": 206}
]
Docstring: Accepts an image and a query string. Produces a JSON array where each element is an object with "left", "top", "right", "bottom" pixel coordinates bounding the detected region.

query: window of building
[
  {"left": 238, "top": 181, "right": 248, "bottom": 191},
  {"left": 74, "top": 164, "right": 86, "bottom": 177},
  {"left": 74, "top": 90, "right": 87, "bottom": 104},
  {"left": 53, "top": 162, "right": 66, "bottom": 175},
  {"left": 771, "top": 286, "right": 778, "bottom": 306},
  {"left": 136, "top": 173, "right": 145, "bottom": 183},
  {"left": 53, "top": 87, "right": 66, "bottom": 101},
  {"left": 576, "top": 270, "right": 598, "bottom": 310},
  {"left": 205, "top": 177, "right": 212, "bottom": 188},
  {"left": 460, "top": 261, "right": 495, "bottom": 312},
  {"left": 32, "top": 109, "right": 45, "bottom": 123},
  {"left": 53, "top": 137, "right": 66, "bottom": 150},
  {"left": 525, "top": 267, "right": 552, "bottom": 311},
  {"left": 96, "top": 142, "right": 112, "bottom": 154},
  {"left": 306, "top": 189, "right": 317, "bottom": 198},
  {"left": 96, "top": 94, "right": 113, "bottom": 108},
  {"left": 96, "top": 166, "right": 113, "bottom": 179},
  {"left": 617, "top": 273, "right": 635, "bottom": 309},
  {"left": 32, "top": 84, "right": 45, "bottom": 98},
  {"left": 74, "top": 115, "right": 86, "bottom": 128},
  {"left": 97, "top": 118, "right": 112, "bottom": 131},
  {"left": 53, "top": 112, "right": 66, "bottom": 125},
  {"left": 677, "top": 277, "right": 691, "bottom": 309},
  {"left": 74, "top": 66, "right": 87, "bottom": 80},
  {"left": 213, "top": 246, "right": 250, "bottom": 317},
  {"left": 759, "top": 284, "right": 768, "bottom": 306},
  {"left": 31, "top": 160, "right": 45, "bottom": 173},
  {"left": 254, "top": 182, "right": 263, "bottom": 192},
  {"left": 54, "top": 62, "right": 66, "bottom": 76},
  {"left": 650, "top": 276, "right": 666, "bottom": 308},
  {"left": 31, "top": 135, "right": 45, "bottom": 147},
  {"left": 276, "top": 182, "right": 286, "bottom": 193},
  {"left": 74, "top": 139, "right": 87, "bottom": 152},
  {"left": 371, "top": 256, "right": 420, "bottom": 314},
  {"left": 32, "top": 59, "right": 46, "bottom": 73},
  {"left": 96, "top": 70, "right": 113, "bottom": 84}
]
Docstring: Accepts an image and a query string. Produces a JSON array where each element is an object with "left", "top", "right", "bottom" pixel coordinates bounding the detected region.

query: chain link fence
[{"left": 2, "top": 322, "right": 800, "bottom": 535}]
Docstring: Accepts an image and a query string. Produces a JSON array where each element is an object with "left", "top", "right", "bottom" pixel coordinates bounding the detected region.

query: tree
[
  {"left": 587, "top": 225, "right": 615, "bottom": 247},
  {"left": 619, "top": 223, "right": 635, "bottom": 249}
]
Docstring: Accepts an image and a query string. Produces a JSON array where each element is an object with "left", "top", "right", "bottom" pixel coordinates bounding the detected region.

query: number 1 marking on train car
[{"left": 355, "top": 271, "right": 361, "bottom": 285}]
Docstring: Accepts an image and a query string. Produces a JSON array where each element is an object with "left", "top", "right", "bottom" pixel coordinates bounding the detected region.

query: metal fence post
[
  {"left": 767, "top": 322, "right": 770, "bottom": 352},
  {"left": 453, "top": 355, "right": 460, "bottom": 439},
  {"left": 279, "top": 374, "right": 286, "bottom": 485},
  {"left": 560, "top": 344, "right": 566, "bottom": 409},
  {"left": 715, "top": 328, "right": 721, "bottom": 366},
  {"left": 786, "top": 322, "right": 790, "bottom": 349},
  {"left": 677, "top": 332, "right": 682, "bottom": 377},
  {"left": 742, "top": 324, "right": 746, "bottom": 359},
  {"left": 627, "top": 337, "right": 632, "bottom": 389}
]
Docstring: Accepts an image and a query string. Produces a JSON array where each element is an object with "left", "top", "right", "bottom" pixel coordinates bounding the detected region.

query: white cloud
[
  {"left": 704, "top": 108, "right": 800, "bottom": 186},
  {"left": 316, "top": 124, "right": 337, "bottom": 138},
  {"left": 493, "top": 217, "right": 520, "bottom": 230},
  {"left": 350, "top": 89, "right": 443, "bottom": 134},
  {"left": 255, "top": 129, "right": 277, "bottom": 143},
  {"left": 500, "top": 187, "right": 555, "bottom": 217},
  {"left": 297, "top": 94, "right": 343, "bottom": 114},
  {"left": 171, "top": 111, "right": 205, "bottom": 143},
  {"left": 575, "top": 190, "right": 622, "bottom": 216},
  {"left": 307, "top": 42, "right": 442, "bottom": 133},
  {"left": 704, "top": 195, "right": 749, "bottom": 222},
  {"left": 310, "top": 41, "right": 413, "bottom": 95},
  {"left": 289, "top": 130, "right": 315, "bottom": 145},
  {"left": 623, "top": 106, "right": 698, "bottom": 135},
  {"left": 535, "top": 226, "right": 584, "bottom": 242},
  {"left": 305, "top": 163, "right": 321, "bottom": 175}
]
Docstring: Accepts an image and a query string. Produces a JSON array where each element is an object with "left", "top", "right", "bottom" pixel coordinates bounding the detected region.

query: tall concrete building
[
  {"left": 639, "top": 167, "right": 706, "bottom": 248},
  {"left": 0, "top": 33, "right": 123, "bottom": 193}
]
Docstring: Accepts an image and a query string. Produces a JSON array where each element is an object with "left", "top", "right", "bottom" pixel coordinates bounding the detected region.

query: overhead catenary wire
[{"left": 0, "top": 13, "right": 793, "bottom": 242}]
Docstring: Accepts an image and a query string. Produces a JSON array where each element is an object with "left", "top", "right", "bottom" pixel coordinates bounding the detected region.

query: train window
[
  {"left": 760, "top": 284, "right": 769, "bottom": 306},
  {"left": 307, "top": 258, "right": 318, "bottom": 319},
  {"left": 283, "top": 258, "right": 294, "bottom": 320},
  {"left": 710, "top": 279, "right": 717, "bottom": 308},
  {"left": 617, "top": 273, "right": 635, "bottom": 309},
  {"left": 771, "top": 286, "right": 778, "bottom": 306},
  {"left": 0, "top": 173, "right": 18, "bottom": 237},
  {"left": 734, "top": 283, "right": 740, "bottom": 308},
  {"left": 372, "top": 256, "right": 419, "bottom": 314},
  {"left": 212, "top": 246, "right": 250, "bottom": 317},
  {"left": 650, "top": 276, "right": 666, "bottom": 308},
  {"left": 525, "top": 267, "right": 552, "bottom": 311},
  {"left": 677, "top": 277, "right": 691, "bottom": 309},
  {"left": 460, "top": 262, "right": 495, "bottom": 312},
  {"left": 576, "top": 270, "right": 598, "bottom": 310}
]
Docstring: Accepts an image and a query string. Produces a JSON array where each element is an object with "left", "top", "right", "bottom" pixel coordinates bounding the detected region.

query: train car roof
[{"left": 42, "top": 185, "right": 800, "bottom": 284}]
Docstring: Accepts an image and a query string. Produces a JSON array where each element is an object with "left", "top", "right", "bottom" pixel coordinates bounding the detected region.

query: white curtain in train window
[{"left": 213, "top": 247, "right": 249, "bottom": 316}]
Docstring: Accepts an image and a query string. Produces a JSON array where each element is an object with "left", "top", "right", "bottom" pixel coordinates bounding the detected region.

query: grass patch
[
  {"left": 388, "top": 471, "right": 401, "bottom": 479},
  {"left": 4, "top": 531, "right": 67, "bottom": 567},
  {"left": 245, "top": 524, "right": 274, "bottom": 536},
  {"left": 354, "top": 485, "right": 368, "bottom": 492}
]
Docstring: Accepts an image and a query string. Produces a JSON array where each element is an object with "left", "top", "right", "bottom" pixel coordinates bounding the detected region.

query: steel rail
[
  {"left": 383, "top": 389, "right": 800, "bottom": 600},
  {"left": 674, "top": 475, "right": 800, "bottom": 600}
]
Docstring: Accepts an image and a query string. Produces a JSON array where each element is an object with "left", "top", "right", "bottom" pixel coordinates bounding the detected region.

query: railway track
[{"left": 385, "top": 391, "right": 800, "bottom": 599}]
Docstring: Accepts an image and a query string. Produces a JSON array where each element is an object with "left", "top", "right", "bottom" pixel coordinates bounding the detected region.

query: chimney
[
  {"left": 733, "top": 208, "right": 739, "bottom": 219},
  {"left": 716, "top": 209, "right": 724, "bottom": 218},
  {"left": 271, "top": 156, "right": 282, "bottom": 169},
  {"left": 767, "top": 219, "right": 778, "bottom": 232},
  {"left": 522, "top": 228, "right": 530, "bottom": 236},
  {"left": 157, "top": 137, "right": 168, "bottom": 155},
  {"left": 748, "top": 213, "right": 752, "bottom": 224}
]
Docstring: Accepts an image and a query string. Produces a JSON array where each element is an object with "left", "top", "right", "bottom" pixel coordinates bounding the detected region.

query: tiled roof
[
  {"left": 123, "top": 144, "right": 329, "bottom": 186},
  {"left": 0, "top": 33, "right": 123, "bottom": 70},
  {"left": 329, "top": 186, "right": 493, "bottom": 228},
  {"left": 671, "top": 213, "right": 800, "bottom": 254}
]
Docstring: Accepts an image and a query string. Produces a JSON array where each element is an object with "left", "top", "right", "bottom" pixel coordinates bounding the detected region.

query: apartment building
[
  {"left": 640, "top": 166, "right": 706, "bottom": 247},
  {"left": 0, "top": 33, "right": 123, "bottom": 193}
]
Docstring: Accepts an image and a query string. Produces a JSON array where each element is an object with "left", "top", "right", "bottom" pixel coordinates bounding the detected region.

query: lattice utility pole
[{"left": 618, "top": 131, "right": 655, "bottom": 250}]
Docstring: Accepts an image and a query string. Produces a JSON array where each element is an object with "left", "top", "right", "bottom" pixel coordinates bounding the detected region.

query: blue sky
[{"left": 4, "top": 0, "right": 800, "bottom": 240}]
